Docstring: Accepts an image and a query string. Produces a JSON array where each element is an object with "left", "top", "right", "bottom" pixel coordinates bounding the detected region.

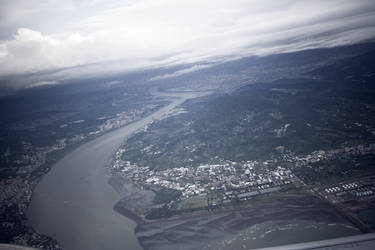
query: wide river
[{"left": 27, "top": 91, "right": 202, "bottom": 250}]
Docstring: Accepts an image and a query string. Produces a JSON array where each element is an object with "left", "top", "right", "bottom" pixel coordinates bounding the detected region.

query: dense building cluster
[
  {"left": 112, "top": 148, "right": 296, "bottom": 201},
  {"left": 323, "top": 181, "right": 375, "bottom": 199},
  {"left": 112, "top": 142, "right": 375, "bottom": 208},
  {"left": 281, "top": 144, "right": 375, "bottom": 167},
  {"left": 92, "top": 105, "right": 159, "bottom": 135}
]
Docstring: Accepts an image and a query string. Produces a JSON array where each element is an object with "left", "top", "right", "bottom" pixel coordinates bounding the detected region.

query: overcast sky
[{"left": 0, "top": 0, "right": 375, "bottom": 88}]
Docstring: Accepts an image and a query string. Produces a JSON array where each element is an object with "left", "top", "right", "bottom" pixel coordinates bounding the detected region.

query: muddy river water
[{"left": 27, "top": 91, "right": 202, "bottom": 250}]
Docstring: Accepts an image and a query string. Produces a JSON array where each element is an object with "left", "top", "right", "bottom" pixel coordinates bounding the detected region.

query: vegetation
[
  {"left": 294, "top": 155, "right": 375, "bottom": 184},
  {"left": 152, "top": 188, "right": 181, "bottom": 205},
  {"left": 122, "top": 75, "right": 375, "bottom": 171}
]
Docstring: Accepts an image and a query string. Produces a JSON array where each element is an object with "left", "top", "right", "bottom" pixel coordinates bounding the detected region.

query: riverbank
[
  {"left": 121, "top": 190, "right": 361, "bottom": 250},
  {"left": 109, "top": 170, "right": 361, "bottom": 250}
]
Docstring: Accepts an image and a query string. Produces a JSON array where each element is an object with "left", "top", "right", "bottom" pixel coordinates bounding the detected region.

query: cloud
[
  {"left": 0, "top": 0, "right": 375, "bottom": 88},
  {"left": 104, "top": 80, "right": 123, "bottom": 86},
  {"left": 149, "top": 64, "right": 213, "bottom": 81},
  {"left": 28, "top": 80, "right": 58, "bottom": 88}
]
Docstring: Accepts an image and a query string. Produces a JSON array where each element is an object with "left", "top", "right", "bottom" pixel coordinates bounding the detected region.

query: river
[{"left": 27, "top": 91, "right": 203, "bottom": 250}]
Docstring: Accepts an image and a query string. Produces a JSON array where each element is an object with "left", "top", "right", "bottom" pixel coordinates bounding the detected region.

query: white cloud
[
  {"left": 28, "top": 80, "right": 58, "bottom": 88},
  {"left": 149, "top": 64, "right": 213, "bottom": 81},
  {"left": 0, "top": 0, "right": 374, "bottom": 87},
  {"left": 104, "top": 80, "right": 123, "bottom": 86},
  {"left": 0, "top": 44, "right": 7, "bottom": 58}
]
